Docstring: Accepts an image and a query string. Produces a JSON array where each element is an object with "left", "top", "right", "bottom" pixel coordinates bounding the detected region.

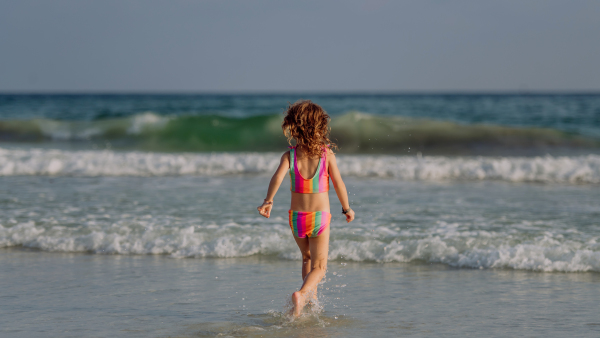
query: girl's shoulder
[
  {"left": 279, "top": 151, "right": 291, "bottom": 168},
  {"left": 324, "top": 146, "right": 335, "bottom": 156},
  {"left": 325, "top": 148, "right": 336, "bottom": 167}
]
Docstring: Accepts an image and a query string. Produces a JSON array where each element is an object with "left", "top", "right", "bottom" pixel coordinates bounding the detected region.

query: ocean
[{"left": 1, "top": 94, "right": 600, "bottom": 337}]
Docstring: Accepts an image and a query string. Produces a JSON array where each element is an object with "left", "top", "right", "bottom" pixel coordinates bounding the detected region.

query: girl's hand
[
  {"left": 345, "top": 208, "right": 355, "bottom": 223},
  {"left": 257, "top": 200, "right": 273, "bottom": 218}
]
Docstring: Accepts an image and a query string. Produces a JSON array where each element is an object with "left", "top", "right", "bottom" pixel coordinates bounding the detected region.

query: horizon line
[{"left": 1, "top": 90, "right": 600, "bottom": 96}]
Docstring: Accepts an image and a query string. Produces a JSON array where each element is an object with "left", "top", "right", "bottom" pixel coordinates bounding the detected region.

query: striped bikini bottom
[{"left": 288, "top": 210, "right": 331, "bottom": 238}]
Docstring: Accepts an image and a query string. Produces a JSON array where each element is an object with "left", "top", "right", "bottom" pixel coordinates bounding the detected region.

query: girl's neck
[{"left": 294, "top": 144, "right": 322, "bottom": 159}]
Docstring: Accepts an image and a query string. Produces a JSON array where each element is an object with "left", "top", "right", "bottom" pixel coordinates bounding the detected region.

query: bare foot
[{"left": 292, "top": 291, "right": 305, "bottom": 317}]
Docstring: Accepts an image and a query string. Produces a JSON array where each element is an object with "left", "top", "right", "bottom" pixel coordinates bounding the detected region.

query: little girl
[{"left": 257, "top": 100, "right": 355, "bottom": 317}]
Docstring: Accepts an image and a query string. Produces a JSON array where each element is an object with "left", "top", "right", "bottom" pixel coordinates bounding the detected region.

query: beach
[
  {"left": 2, "top": 173, "right": 600, "bottom": 337},
  {"left": 3, "top": 0, "right": 600, "bottom": 333},
  {"left": 2, "top": 249, "right": 600, "bottom": 337},
  {"left": 1, "top": 94, "right": 600, "bottom": 337}
]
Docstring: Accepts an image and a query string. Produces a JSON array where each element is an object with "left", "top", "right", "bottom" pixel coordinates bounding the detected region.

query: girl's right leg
[
  {"left": 292, "top": 235, "right": 311, "bottom": 281},
  {"left": 292, "top": 225, "right": 330, "bottom": 317}
]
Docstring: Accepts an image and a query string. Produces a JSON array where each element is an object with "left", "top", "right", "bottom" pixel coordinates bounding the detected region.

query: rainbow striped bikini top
[{"left": 289, "top": 146, "right": 329, "bottom": 194}]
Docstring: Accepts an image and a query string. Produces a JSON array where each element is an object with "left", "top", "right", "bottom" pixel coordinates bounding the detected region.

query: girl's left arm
[
  {"left": 257, "top": 152, "right": 290, "bottom": 218},
  {"left": 328, "top": 150, "right": 355, "bottom": 223}
]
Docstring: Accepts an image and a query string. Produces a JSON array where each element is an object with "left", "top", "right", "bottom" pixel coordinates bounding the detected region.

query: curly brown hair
[{"left": 282, "top": 100, "right": 337, "bottom": 158}]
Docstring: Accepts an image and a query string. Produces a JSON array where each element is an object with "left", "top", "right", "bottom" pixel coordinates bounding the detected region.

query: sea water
[
  {"left": 2, "top": 174, "right": 600, "bottom": 271},
  {"left": 1, "top": 175, "right": 600, "bottom": 337},
  {"left": 1, "top": 94, "right": 600, "bottom": 154},
  {"left": 1, "top": 94, "right": 600, "bottom": 337}
]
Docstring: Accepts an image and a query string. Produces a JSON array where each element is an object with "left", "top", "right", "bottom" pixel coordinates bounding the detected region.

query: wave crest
[
  {"left": 1, "top": 112, "right": 598, "bottom": 154},
  {"left": 2, "top": 220, "right": 599, "bottom": 272},
  {"left": 1, "top": 148, "right": 599, "bottom": 183}
]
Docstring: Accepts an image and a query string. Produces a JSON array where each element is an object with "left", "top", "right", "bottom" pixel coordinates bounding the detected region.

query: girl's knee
[
  {"left": 311, "top": 260, "right": 327, "bottom": 272},
  {"left": 301, "top": 252, "right": 311, "bottom": 262}
]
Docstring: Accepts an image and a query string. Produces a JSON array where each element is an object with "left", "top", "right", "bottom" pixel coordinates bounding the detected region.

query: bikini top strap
[
  {"left": 321, "top": 145, "right": 328, "bottom": 174},
  {"left": 288, "top": 146, "right": 295, "bottom": 170}
]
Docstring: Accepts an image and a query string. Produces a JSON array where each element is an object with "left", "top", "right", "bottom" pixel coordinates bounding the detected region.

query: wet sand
[{"left": 1, "top": 248, "right": 599, "bottom": 337}]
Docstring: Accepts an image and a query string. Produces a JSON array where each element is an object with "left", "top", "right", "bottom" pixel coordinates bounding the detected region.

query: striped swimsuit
[{"left": 288, "top": 146, "right": 331, "bottom": 238}]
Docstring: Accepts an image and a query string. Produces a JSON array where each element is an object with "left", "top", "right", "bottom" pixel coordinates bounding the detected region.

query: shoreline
[{"left": 2, "top": 248, "right": 600, "bottom": 337}]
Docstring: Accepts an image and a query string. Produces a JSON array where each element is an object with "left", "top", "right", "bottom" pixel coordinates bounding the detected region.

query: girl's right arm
[
  {"left": 328, "top": 150, "right": 355, "bottom": 223},
  {"left": 257, "top": 152, "right": 290, "bottom": 218}
]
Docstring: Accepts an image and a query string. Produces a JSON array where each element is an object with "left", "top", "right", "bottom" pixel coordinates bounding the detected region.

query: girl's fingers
[
  {"left": 257, "top": 206, "right": 267, "bottom": 217},
  {"left": 257, "top": 204, "right": 273, "bottom": 218}
]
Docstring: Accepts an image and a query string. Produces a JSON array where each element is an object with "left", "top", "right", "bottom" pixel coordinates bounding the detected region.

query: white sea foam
[
  {"left": 1, "top": 220, "right": 599, "bottom": 272},
  {"left": 0, "top": 220, "right": 295, "bottom": 258},
  {"left": 1, "top": 147, "right": 599, "bottom": 183},
  {"left": 328, "top": 231, "right": 600, "bottom": 272}
]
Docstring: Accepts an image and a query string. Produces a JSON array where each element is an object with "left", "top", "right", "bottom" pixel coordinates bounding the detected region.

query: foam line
[
  {"left": 1, "top": 147, "right": 599, "bottom": 183},
  {"left": 2, "top": 220, "right": 599, "bottom": 272}
]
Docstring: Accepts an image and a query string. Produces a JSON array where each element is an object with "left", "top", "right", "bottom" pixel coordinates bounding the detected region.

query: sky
[{"left": 0, "top": 0, "right": 599, "bottom": 92}]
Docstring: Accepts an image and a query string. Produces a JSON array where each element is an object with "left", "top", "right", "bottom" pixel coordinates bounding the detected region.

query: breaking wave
[
  {"left": 1, "top": 147, "right": 599, "bottom": 183},
  {"left": 2, "top": 219, "right": 599, "bottom": 272},
  {"left": 1, "top": 112, "right": 598, "bottom": 154}
]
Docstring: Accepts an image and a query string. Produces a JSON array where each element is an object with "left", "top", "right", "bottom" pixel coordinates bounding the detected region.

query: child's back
[{"left": 257, "top": 100, "right": 355, "bottom": 317}]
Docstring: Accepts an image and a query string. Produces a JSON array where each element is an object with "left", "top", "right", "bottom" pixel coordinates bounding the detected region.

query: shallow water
[
  {"left": 1, "top": 161, "right": 600, "bottom": 337},
  {"left": 1, "top": 175, "right": 599, "bottom": 271},
  {"left": 1, "top": 250, "right": 600, "bottom": 337}
]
